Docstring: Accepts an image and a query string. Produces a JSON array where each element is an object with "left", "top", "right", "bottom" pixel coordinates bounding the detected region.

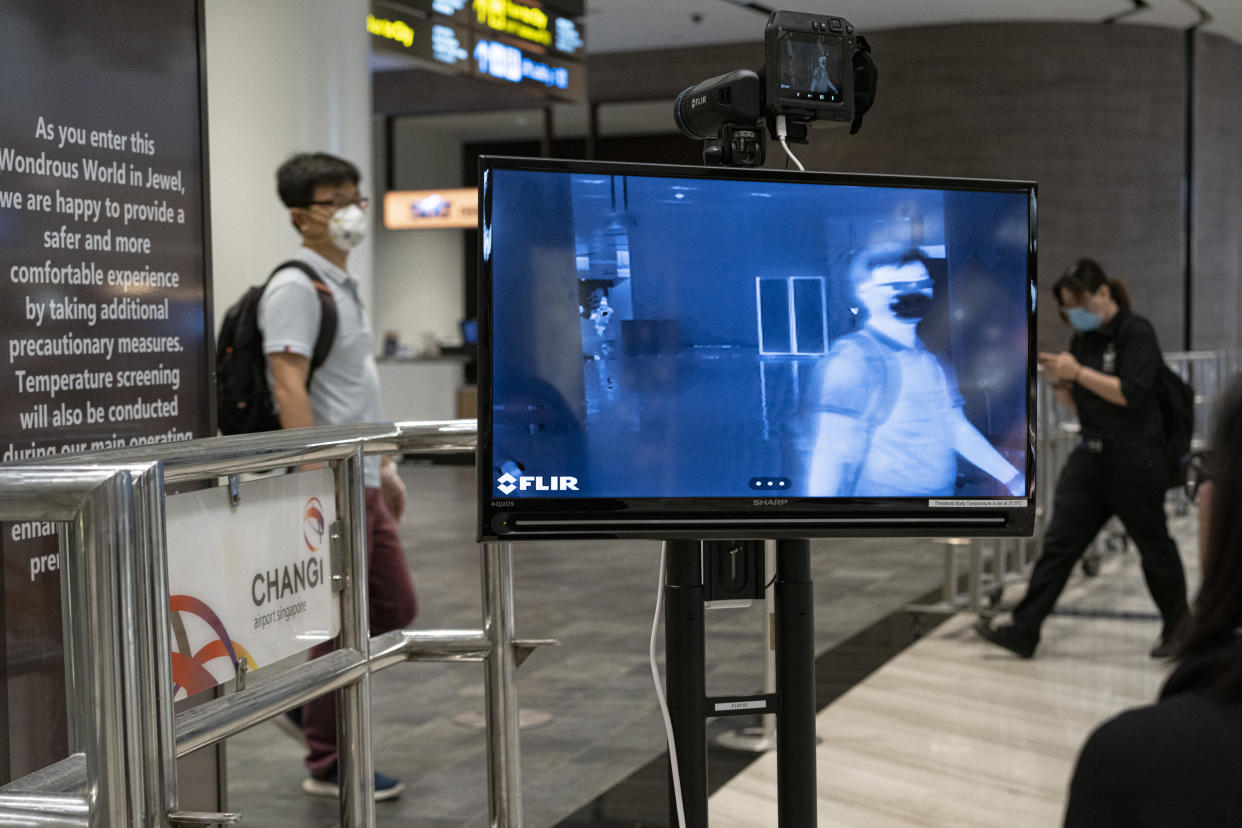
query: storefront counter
[{"left": 376, "top": 356, "right": 469, "bottom": 422}]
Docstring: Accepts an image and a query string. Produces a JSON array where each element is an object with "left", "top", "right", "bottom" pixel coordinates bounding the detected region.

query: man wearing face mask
[
  {"left": 975, "top": 258, "right": 1187, "bottom": 659},
  {"left": 258, "top": 152, "right": 416, "bottom": 800},
  {"left": 804, "top": 244, "right": 1024, "bottom": 498}
]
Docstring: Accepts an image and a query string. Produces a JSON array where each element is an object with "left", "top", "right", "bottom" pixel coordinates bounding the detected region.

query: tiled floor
[{"left": 222, "top": 461, "right": 1198, "bottom": 827}]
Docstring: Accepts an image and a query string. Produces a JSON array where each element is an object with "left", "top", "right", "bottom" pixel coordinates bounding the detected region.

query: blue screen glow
[
  {"left": 486, "top": 169, "right": 1032, "bottom": 501},
  {"left": 473, "top": 39, "right": 569, "bottom": 89}
]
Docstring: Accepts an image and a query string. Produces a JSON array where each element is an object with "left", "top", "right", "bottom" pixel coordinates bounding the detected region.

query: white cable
[
  {"left": 651, "top": 542, "right": 688, "bottom": 828},
  {"left": 775, "top": 114, "right": 806, "bottom": 171}
]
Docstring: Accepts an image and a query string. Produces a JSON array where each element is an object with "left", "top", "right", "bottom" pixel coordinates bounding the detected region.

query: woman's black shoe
[
  {"left": 1149, "top": 636, "right": 1176, "bottom": 659},
  {"left": 973, "top": 619, "right": 1037, "bottom": 659}
]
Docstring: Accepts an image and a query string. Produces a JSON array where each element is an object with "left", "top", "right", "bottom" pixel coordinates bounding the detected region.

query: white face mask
[{"left": 328, "top": 204, "right": 368, "bottom": 250}]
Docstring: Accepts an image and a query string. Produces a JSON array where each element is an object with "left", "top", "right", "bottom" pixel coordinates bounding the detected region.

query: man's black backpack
[
  {"left": 215, "top": 260, "right": 338, "bottom": 435},
  {"left": 1154, "top": 363, "right": 1194, "bottom": 487}
]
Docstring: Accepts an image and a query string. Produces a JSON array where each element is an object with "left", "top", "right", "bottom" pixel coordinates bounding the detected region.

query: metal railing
[
  {"left": 920, "top": 350, "right": 1239, "bottom": 614},
  {"left": 0, "top": 463, "right": 157, "bottom": 827},
  {"left": 1166, "top": 349, "right": 1239, "bottom": 452},
  {"left": 0, "top": 420, "right": 534, "bottom": 828}
]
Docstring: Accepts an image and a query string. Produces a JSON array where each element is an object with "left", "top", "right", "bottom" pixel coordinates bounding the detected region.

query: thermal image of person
[
  {"left": 803, "top": 245, "right": 1025, "bottom": 498},
  {"left": 809, "top": 54, "right": 838, "bottom": 95}
]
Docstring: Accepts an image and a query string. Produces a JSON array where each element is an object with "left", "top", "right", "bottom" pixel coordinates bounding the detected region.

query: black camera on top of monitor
[{"left": 674, "top": 10, "right": 877, "bottom": 166}]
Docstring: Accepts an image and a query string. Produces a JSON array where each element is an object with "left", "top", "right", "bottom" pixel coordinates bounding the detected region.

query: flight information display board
[{"left": 369, "top": 0, "right": 587, "bottom": 101}]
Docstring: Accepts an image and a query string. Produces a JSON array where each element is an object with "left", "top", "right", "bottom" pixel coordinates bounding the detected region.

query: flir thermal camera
[
  {"left": 765, "top": 10, "right": 871, "bottom": 130},
  {"left": 674, "top": 10, "right": 877, "bottom": 166}
]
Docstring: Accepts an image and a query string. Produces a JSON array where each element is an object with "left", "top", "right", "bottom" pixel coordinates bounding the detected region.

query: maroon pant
[{"left": 302, "top": 487, "right": 417, "bottom": 778}]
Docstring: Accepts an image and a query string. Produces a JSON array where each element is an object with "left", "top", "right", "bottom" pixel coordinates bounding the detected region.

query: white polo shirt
[{"left": 257, "top": 247, "right": 383, "bottom": 487}]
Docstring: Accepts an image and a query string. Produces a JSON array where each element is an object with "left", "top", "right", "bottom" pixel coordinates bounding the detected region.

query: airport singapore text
[
  {"left": 253, "top": 599, "right": 310, "bottom": 633},
  {"left": 252, "top": 557, "right": 325, "bottom": 631}
]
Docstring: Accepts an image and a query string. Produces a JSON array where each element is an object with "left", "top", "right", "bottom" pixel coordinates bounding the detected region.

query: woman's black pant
[{"left": 1011, "top": 441, "right": 1188, "bottom": 641}]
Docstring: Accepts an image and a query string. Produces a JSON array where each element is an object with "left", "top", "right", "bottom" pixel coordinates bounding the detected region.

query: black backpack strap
[
  {"left": 265, "top": 260, "right": 339, "bottom": 384},
  {"left": 856, "top": 332, "right": 902, "bottom": 430}
]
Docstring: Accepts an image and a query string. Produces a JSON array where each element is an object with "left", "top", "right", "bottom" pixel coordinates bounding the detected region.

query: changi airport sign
[
  {"left": 0, "top": 0, "right": 212, "bottom": 781},
  {"left": 368, "top": 0, "right": 586, "bottom": 101},
  {"left": 165, "top": 470, "right": 340, "bottom": 699},
  {"left": 384, "top": 187, "right": 479, "bottom": 229}
]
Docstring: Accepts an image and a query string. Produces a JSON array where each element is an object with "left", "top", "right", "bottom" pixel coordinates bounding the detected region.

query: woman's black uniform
[{"left": 1011, "top": 308, "right": 1188, "bottom": 645}]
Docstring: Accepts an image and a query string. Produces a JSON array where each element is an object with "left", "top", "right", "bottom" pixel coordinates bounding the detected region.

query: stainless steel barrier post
[
  {"left": 131, "top": 462, "right": 179, "bottom": 826},
  {"left": 0, "top": 467, "right": 148, "bottom": 827},
  {"left": 482, "top": 542, "right": 522, "bottom": 828},
  {"left": 0, "top": 791, "right": 90, "bottom": 826},
  {"left": 59, "top": 522, "right": 84, "bottom": 762},
  {"left": 967, "top": 541, "right": 984, "bottom": 612},
  {"left": 992, "top": 540, "right": 1006, "bottom": 599},
  {"left": 335, "top": 446, "right": 376, "bottom": 828},
  {"left": 73, "top": 468, "right": 145, "bottom": 827},
  {"left": 944, "top": 538, "right": 970, "bottom": 607}
]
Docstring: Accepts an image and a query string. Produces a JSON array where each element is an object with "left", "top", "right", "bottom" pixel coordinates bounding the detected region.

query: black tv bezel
[{"left": 477, "top": 155, "right": 1038, "bottom": 542}]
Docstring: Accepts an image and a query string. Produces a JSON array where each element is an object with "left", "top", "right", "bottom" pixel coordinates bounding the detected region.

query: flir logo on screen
[{"left": 496, "top": 472, "right": 579, "bottom": 495}]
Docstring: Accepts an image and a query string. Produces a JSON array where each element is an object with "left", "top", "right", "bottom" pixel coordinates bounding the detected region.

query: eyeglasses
[{"left": 306, "top": 197, "right": 369, "bottom": 210}]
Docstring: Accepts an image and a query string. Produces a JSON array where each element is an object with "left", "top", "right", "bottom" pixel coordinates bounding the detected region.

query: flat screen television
[{"left": 478, "top": 156, "right": 1036, "bottom": 541}]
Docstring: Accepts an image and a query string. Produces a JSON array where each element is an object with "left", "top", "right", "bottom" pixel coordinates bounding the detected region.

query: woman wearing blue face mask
[{"left": 975, "top": 258, "right": 1188, "bottom": 659}]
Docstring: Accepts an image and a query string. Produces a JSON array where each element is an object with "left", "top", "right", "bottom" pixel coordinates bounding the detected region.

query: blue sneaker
[{"left": 302, "top": 763, "right": 405, "bottom": 801}]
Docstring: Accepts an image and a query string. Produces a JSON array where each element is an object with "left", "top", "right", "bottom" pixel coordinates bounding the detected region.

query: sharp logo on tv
[{"left": 496, "top": 472, "right": 580, "bottom": 494}]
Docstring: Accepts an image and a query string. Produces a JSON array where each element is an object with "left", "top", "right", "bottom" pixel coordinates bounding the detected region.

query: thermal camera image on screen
[
  {"left": 779, "top": 34, "right": 843, "bottom": 101},
  {"left": 485, "top": 169, "right": 1031, "bottom": 500}
]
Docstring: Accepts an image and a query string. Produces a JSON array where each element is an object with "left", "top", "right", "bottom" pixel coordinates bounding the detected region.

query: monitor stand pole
[
  {"left": 663, "top": 538, "right": 817, "bottom": 828},
  {"left": 665, "top": 539, "right": 708, "bottom": 828},
  {"left": 774, "top": 538, "right": 817, "bottom": 827}
]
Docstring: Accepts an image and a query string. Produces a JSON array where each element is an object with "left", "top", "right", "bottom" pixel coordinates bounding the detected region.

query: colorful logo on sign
[
  {"left": 169, "top": 594, "right": 257, "bottom": 698},
  {"left": 303, "top": 497, "right": 326, "bottom": 552},
  {"left": 413, "top": 194, "right": 451, "bottom": 218}
]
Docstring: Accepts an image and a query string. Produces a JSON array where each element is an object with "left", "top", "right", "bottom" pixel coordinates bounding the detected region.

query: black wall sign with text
[{"left": 0, "top": 0, "right": 213, "bottom": 781}]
